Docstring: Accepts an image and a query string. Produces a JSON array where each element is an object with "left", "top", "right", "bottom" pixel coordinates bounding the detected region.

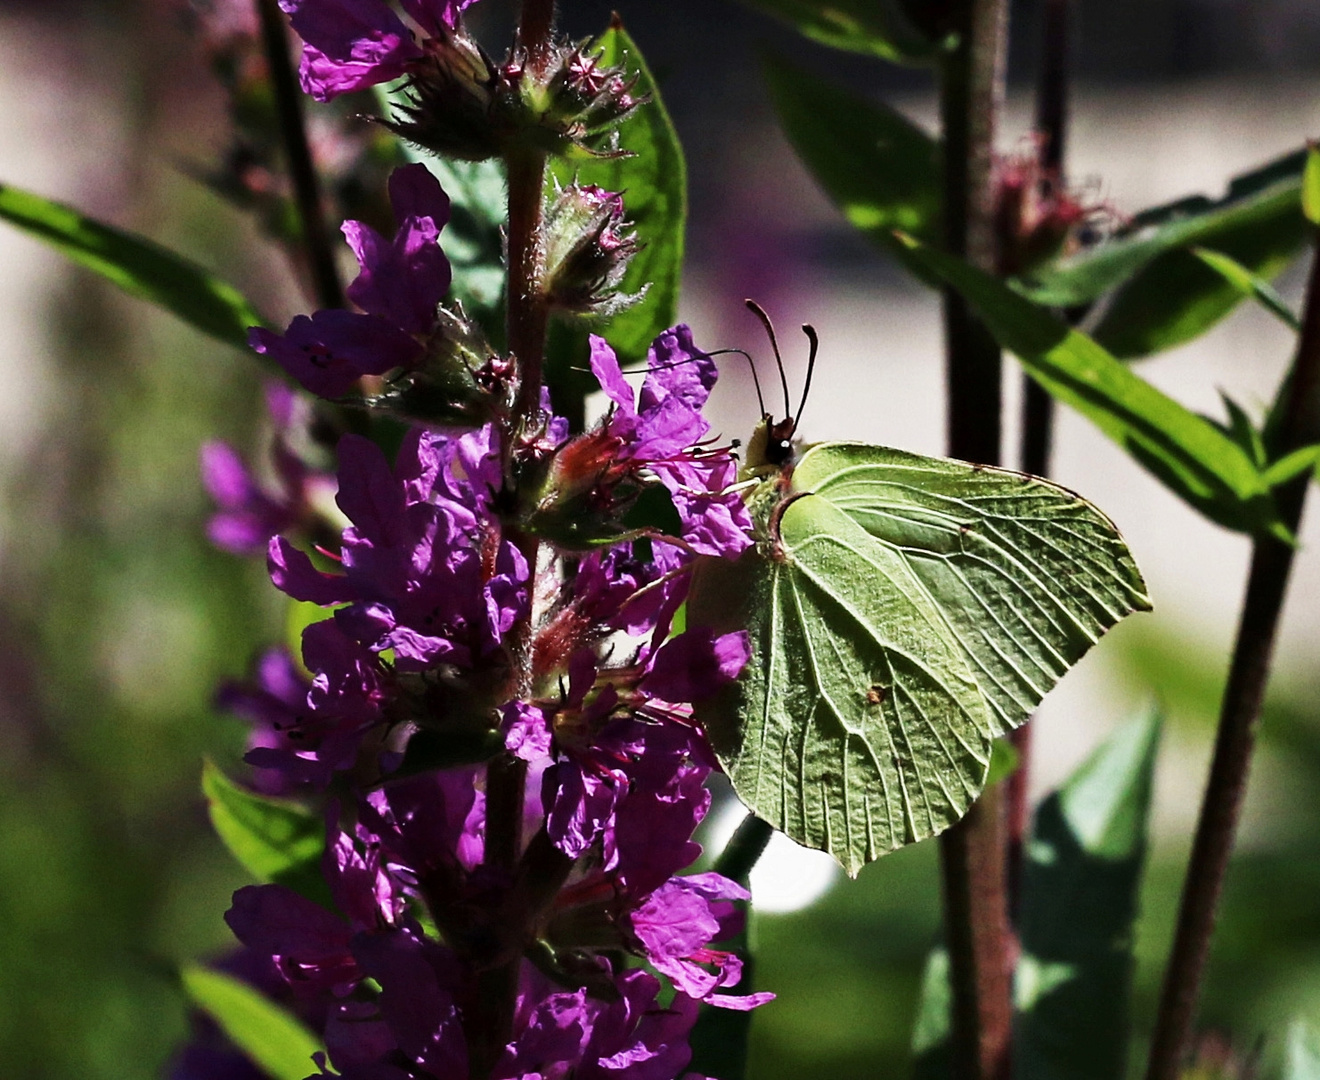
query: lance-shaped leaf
[
  {"left": 690, "top": 444, "right": 1149, "bottom": 875},
  {"left": 181, "top": 965, "right": 324, "bottom": 1080},
  {"left": 201, "top": 760, "right": 331, "bottom": 908},
  {"left": 1021, "top": 148, "right": 1308, "bottom": 358},
  {"left": 1015, "top": 708, "right": 1162, "bottom": 1080},
  {"left": 0, "top": 182, "right": 264, "bottom": 349},
  {"left": 1191, "top": 247, "right": 1301, "bottom": 332},
  {"left": 909, "top": 711, "right": 1161, "bottom": 1079},
  {"left": 735, "top": 0, "right": 935, "bottom": 62},
  {"left": 901, "top": 235, "right": 1283, "bottom": 537},
  {"left": 548, "top": 22, "right": 686, "bottom": 365},
  {"left": 765, "top": 54, "right": 941, "bottom": 268}
]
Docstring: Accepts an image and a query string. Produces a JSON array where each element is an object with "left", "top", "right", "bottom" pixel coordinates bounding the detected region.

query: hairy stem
[
  {"left": 254, "top": 0, "right": 343, "bottom": 311},
  {"left": 506, "top": 144, "right": 550, "bottom": 429},
  {"left": 937, "top": 0, "right": 1012, "bottom": 1076},
  {"left": 1144, "top": 240, "right": 1320, "bottom": 1080}
]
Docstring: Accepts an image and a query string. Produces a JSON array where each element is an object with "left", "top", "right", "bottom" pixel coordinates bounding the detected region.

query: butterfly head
[{"left": 741, "top": 300, "right": 818, "bottom": 475}]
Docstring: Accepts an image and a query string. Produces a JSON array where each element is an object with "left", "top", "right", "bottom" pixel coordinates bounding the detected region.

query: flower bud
[
  {"left": 366, "top": 305, "right": 514, "bottom": 426},
  {"left": 542, "top": 184, "right": 643, "bottom": 320}
]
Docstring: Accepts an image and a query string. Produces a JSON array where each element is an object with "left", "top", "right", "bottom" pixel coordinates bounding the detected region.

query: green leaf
[
  {"left": 1015, "top": 709, "right": 1162, "bottom": 1080},
  {"left": 1285, "top": 1021, "right": 1320, "bottom": 1080},
  {"left": 764, "top": 54, "right": 941, "bottom": 265},
  {"left": 1023, "top": 147, "right": 1307, "bottom": 309},
  {"left": 909, "top": 711, "right": 1161, "bottom": 1079},
  {"left": 1303, "top": 147, "right": 1320, "bottom": 227},
  {"left": 429, "top": 157, "right": 508, "bottom": 332},
  {"left": 548, "top": 23, "right": 686, "bottom": 366},
  {"left": 901, "top": 235, "right": 1283, "bottom": 536},
  {"left": 0, "top": 182, "right": 264, "bottom": 349},
  {"left": 1262, "top": 444, "right": 1320, "bottom": 488},
  {"left": 201, "top": 760, "right": 330, "bottom": 906},
  {"left": 180, "top": 965, "right": 324, "bottom": 1080},
  {"left": 690, "top": 443, "right": 1149, "bottom": 875},
  {"left": 735, "top": 0, "right": 935, "bottom": 62},
  {"left": 1191, "top": 247, "right": 1301, "bottom": 332},
  {"left": 1019, "top": 148, "right": 1309, "bottom": 358}
]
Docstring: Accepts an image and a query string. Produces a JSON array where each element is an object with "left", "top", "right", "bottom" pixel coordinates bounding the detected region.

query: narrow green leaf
[
  {"left": 1303, "top": 147, "right": 1320, "bottom": 226},
  {"left": 1015, "top": 709, "right": 1162, "bottom": 1080},
  {"left": 1285, "top": 1021, "right": 1320, "bottom": 1080},
  {"left": 1022, "top": 147, "right": 1307, "bottom": 309},
  {"left": 1192, "top": 247, "right": 1301, "bottom": 332},
  {"left": 181, "top": 965, "right": 324, "bottom": 1080},
  {"left": 735, "top": 0, "right": 935, "bottom": 61},
  {"left": 1262, "top": 445, "right": 1320, "bottom": 488},
  {"left": 764, "top": 54, "right": 941, "bottom": 265},
  {"left": 1215, "top": 392, "right": 1269, "bottom": 469},
  {"left": 548, "top": 23, "right": 686, "bottom": 365},
  {"left": 0, "top": 182, "right": 264, "bottom": 349},
  {"left": 901, "top": 235, "right": 1280, "bottom": 536},
  {"left": 201, "top": 760, "right": 330, "bottom": 906}
]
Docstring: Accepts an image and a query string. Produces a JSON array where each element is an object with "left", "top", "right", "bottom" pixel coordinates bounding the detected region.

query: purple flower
[
  {"left": 343, "top": 164, "right": 452, "bottom": 336},
  {"left": 281, "top": 0, "right": 481, "bottom": 102},
  {"left": 268, "top": 428, "right": 528, "bottom": 671},
  {"left": 201, "top": 383, "right": 335, "bottom": 556},
  {"left": 588, "top": 327, "right": 754, "bottom": 560},
  {"left": 250, "top": 310, "right": 422, "bottom": 399}
]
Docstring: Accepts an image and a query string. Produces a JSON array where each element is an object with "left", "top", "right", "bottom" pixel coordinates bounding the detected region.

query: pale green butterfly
[{"left": 689, "top": 304, "right": 1151, "bottom": 876}]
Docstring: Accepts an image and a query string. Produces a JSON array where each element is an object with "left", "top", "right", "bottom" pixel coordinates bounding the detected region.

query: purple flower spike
[
  {"left": 343, "top": 164, "right": 452, "bottom": 336},
  {"left": 250, "top": 310, "right": 422, "bottom": 399}
]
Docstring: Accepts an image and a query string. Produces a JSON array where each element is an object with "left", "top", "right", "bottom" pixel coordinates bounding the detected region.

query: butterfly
[{"left": 688, "top": 302, "right": 1151, "bottom": 876}]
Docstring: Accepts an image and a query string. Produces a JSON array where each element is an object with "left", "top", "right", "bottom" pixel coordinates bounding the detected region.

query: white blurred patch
[{"left": 704, "top": 799, "right": 841, "bottom": 914}]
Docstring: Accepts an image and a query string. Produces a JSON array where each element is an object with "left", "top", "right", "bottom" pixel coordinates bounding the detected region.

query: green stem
[
  {"left": 254, "top": 0, "right": 343, "bottom": 311},
  {"left": 937, "top": 0, "right": 1013, "bottom": 1076},
  {"left": 714, "top": 813, "right": 774, "bottom": 886},
  {"left": 1143, "top": 236, "right": 1320, "bottom": 1080}
]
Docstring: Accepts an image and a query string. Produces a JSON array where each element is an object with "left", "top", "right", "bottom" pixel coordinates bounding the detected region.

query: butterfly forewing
[
  {"left": 691, "top": 493, "right": 993, "bottom": 877},
  {"left": 790, "top": 443, "right": 1152, "bottom": 737}
]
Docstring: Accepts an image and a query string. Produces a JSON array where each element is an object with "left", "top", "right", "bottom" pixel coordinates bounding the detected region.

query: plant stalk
[
  {"left": 1144, "top": 240, "right": 1320, "bottom": 1080},
  {"left": 1007, "top": 0, "right": 1071, "bottom": 919},
  {"left": 254, "top": 0, "right": 344, "bottom": 311},
  {"left": 937, "top": 0, "right": 1013, "bottom": 1076}
]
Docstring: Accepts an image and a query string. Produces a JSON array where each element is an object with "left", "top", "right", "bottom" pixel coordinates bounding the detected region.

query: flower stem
[
  {"left": 937, "top": 0, "right": 1013, "bottom": 1076},
  {"left": 506, "top": 143, "right": 549, "bottom": 428},
  {"left": 254, "top": 0, "right": 344, "bottom": 311},
  {"left": 1007, "top": 0, "right": 1071, "bottom": 920},
  {"left": 1143, "top": 238, "right": 1320, "bottom": 1080}
]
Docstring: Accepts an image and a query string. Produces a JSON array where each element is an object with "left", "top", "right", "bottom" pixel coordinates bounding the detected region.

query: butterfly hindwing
[{"left": 691, "top": 493, "right": 993, "bottom": 876}]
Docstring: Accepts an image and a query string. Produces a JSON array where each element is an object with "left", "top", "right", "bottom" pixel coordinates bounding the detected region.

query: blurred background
[{"left": 2, "top": 0, "right": 1320, "bottom": 1076}]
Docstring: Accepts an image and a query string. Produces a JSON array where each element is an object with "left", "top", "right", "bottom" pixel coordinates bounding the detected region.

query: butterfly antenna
[
  {"left": 746, "top": 299, "right": 791, "bottom": 419},
  {"left": 794, "top": 324, "right": 819, "bottom": 432}
]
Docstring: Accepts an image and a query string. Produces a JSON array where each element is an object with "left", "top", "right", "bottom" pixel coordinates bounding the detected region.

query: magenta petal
[
  {"left": 589, "top": 335, "right": 637, "bottom": 419},
  {"left": 268, "top": 536, "right": 355, "bottom": 605}
]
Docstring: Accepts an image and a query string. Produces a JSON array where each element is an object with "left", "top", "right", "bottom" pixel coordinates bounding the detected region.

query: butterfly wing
[
  {"left": 691, "top": 493, "right": 994, "bottom": 877},
  {"left": 792, "top": 443, "right": 1152, "bottom": 736}
]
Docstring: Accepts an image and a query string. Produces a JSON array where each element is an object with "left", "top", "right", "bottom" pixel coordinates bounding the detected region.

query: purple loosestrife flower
[
  {"left": 201, "top": 383, "right": 336, "bottom": 556},
  {"left": 279, "top": 0, "right": 481, "bottom": 101},
  {"left": 268, "top": 426, "right": 528, "bottom": 671},
  {"left": 250, "top": 164, "right": 452, "bottom": 400}
]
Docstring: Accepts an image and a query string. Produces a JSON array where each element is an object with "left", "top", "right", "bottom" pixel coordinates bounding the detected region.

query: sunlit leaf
[
  {"left": 201, "top": 759, "right": 330, "bottom": 906},
  {"left": 901, "top": 235, "right": 1283, "bottom": 536},
  {"left": 1020, "top": 148, "right": 1308, "bottom": 358},
  {"left": 181, "top": 965, "right": 324, "bottom": 1080},
  {"left": 1015, "top": 709, "right": 1162, "bottom": 1080},
  {"left": 764, "top": 54, "right": 941, "bottom": 268},
  {"left": 735, "top": 0, "right": 935, "bottom": 62},
  {"left": 1191, "top": 247, "right": 1300, "bottom": 332},
  {"left": 691, "top": 443, "right": 1149, "bottom": 875},
  {"left": 1303, "top": 147, "right": 1320, "bottom": 227},
  {"left": 0, "top": 182, "right": 264, "bottom": 349}
]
